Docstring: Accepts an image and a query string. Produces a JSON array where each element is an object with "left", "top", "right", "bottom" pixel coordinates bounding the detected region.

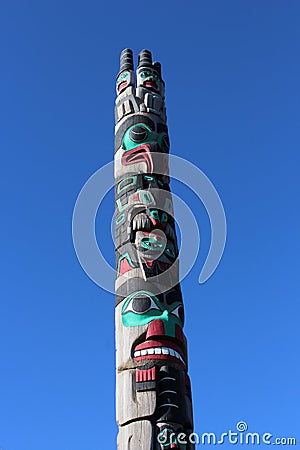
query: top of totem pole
[{"left": 115, "top": 49, "right": 166, "bottom": 126}]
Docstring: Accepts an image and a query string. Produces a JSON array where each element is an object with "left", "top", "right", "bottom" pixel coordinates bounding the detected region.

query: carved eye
[
  {"left": 141, "top": 238, "right": 164, "bottom": 250},
  {"left": 117, "top": 71, "right": 128, "bottom": 83},
  {"left": 170, "top": 304, "right": 185, "bottom": 325},
  {"left": 123, "top": 293, "right": 161, "bottom": 315},
  {"left": 140, "top": 70, "right": 151, "bottom": 78},
  {"left": 129, "top": 125, "right": 149, "bottom": 143},
  {"left": 149, "top": 210, "right": 160, "bottom": 221}
]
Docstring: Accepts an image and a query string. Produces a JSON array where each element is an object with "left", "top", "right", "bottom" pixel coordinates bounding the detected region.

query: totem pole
[{"left": 114, "top": 49, "right": 194, "bottom": 449}]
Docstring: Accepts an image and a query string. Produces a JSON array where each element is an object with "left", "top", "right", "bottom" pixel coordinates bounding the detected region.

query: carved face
[
  {"left": 134, "top": 229, "right": 176, "bottom": 272},
  {"left": 137, "top": 67, "right": 161, "bottom": 92},
  {"left": 121, "top": 290, "right": 186, "bottom": 367},
  {"left": 116, "top": 70, "right": 131, "bottom": 94}
]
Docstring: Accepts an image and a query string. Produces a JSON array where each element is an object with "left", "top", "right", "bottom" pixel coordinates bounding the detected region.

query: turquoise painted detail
[
  {"left": 116, "top": 198, "right": 128, "bottom": 212},
  {"left": 150, "top": 209, "right": 160, "bottom": 221},
  {"left": 161, "top": 212, "right": 168, "bottom": 223},
  {"left": 157, "top": 132, "right": 168, "bottom": 149},
  {"left": 122, "top": 123, "right": 168, "bottom": 151},
  {"left": 139, "top": 69, "right": 159, "bottom": 80},
  {"left": 117, "top": 176, "right": 137, "bottom": 193},
  {"left": 122, "top": 124, "right": 153, "bottom": 151},
  {"left": 148, "top": 209, "right": 169, "bottom": 223},
  {"left": 141, "top": 237, "right": 164, "bottom": 250},
  {"left": 117, "top": 71, "right": 129, "bottom": 83},
  {"left": 117, "top": 252, "right": 135, "bottom": 274},
  {"left": 141, "top": 192, "right": 152, "bottom": 203},
  {"left": 115, "top": 213, "right": 125, "bottom": 225},
  {"left": 165, "top": 243, "right": 176, "bottom": 259},
  {"left": 121, "top": 291, "right": 183, "bottom": 334},
  {"left": 139, "top": 69, "right": 161, "bottom": 89}
]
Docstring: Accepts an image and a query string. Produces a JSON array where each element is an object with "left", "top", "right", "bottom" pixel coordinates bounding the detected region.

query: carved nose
[
  {"left": 146, "top": 319, "right": 184, "bottom": 344},
  {"left": 146, "top": 319, "right": 165, "bottom": 339}
]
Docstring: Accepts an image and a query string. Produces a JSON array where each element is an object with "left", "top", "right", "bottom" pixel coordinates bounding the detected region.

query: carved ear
[{"left": 153, "top": 61, "right": 162, "bottom": 78}]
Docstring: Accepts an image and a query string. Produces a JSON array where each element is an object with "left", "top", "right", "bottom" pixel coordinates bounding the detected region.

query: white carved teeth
[
  {"left": 132, "top": 216, "right": 139, "bottom": 231},
  {"left": 174, "top": 351, "right": 184, "bottom": 363},
  {"left": 133, "top": 213, "right": 152, "bottom": 231},
  {"left": 134, "top": 347, "right": 185, "bottom": 364}
]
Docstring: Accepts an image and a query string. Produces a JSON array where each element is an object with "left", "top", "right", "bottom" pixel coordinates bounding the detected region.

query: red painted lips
[{"left": 144, "top": 80, "right": 158, "bottom": 90}]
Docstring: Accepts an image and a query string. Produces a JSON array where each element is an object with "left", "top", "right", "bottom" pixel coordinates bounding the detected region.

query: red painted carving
[
  {"left": 146, "top": 319, "right": 165, "bottom": 339},
  {"left": 122, "top": 144, "right": 154, "bottom": 173},
  {"left": 136, "top": 366, "right": 156, "bottom": 383},
  {"left": 118, "top": 258, "right": 135, "bottom": 275}
]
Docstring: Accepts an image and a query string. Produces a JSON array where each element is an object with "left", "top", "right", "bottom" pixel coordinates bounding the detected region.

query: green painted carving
[
  {"left": 121, "top": 291, "right": 183, "bottom": 335},
  {"left": 117, "top": 71, "right": 129, "bottom": 83},
  {"left": 115, "top": 213, "right": 125, "bottom": 225},
  {"left": 141, "top": 191, "right": 153, "bottom": 203},
  {"left": 149, "top": 209, "right": 169, "bottom": 224},
  {"left": 116, "top": 70, "right": 129, "bottom": 92},
  {"left": 116, "top": 198, "right": 129, "bottom": 212},
  {"left": 117, "top": 176, "right": 137, "bottom": 193},
  {"left": 141, "top": 236, "right": 164, "bottom": 251},
  {"left": 165, "top": 242, "right": 176, "bottom": 258},
  {"left": 117, "top": 252, "right": 135, "bottom": 274},
  {"left": 122, "top": 123, "right": 168, "bottom": 152}
]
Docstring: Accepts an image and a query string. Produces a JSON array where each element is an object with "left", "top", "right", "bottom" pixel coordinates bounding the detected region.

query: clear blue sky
[{"left": 1, "top": 1, "right": 300, "bottom": 448}]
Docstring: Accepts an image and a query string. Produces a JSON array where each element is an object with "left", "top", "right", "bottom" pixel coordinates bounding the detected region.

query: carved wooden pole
[{"left": 114, "top": 49, "right": 194, "bottom": 449}]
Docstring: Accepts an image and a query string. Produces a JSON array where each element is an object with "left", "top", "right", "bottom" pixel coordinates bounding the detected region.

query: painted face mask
[
  {"left": 116, "top": 70, "right": 130, "bottom": 95},
  {"left": 122, "top": 290, "right": 186, "bottom": 367},
  {"left": 137, "top": 67, "right": 161, "bottom": 92},
  {"left": 134, "top": 229, "right": 176, "bottom": 270}
]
